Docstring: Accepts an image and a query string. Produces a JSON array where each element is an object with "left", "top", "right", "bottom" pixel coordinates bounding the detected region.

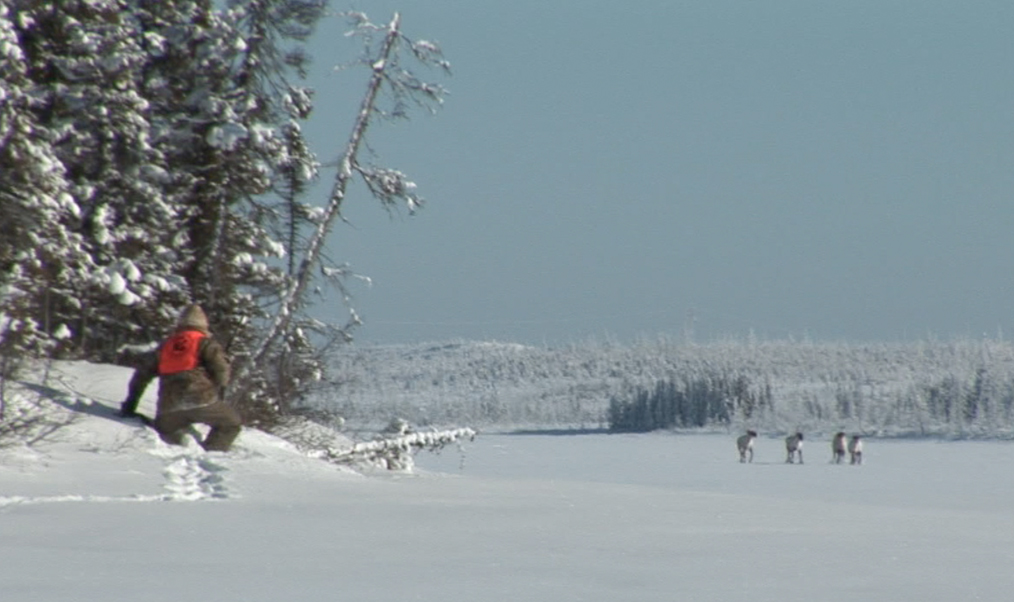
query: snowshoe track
[
  {"left": 162, "top": 455, "right": 229, "bottom": 501},
  {"left": 0, "top": 447, "right": 231, "bottom": 509}
]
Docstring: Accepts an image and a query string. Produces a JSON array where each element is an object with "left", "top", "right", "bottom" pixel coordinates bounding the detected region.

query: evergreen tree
[
  {"left": 1, "top": 2, "right": 97, "bottom": 362},
  {"left": 1, "top": 2, "right": 448, "bottom": 425},
  {"left": 1, "top": 1, "right": 193, "bottom": 361}
]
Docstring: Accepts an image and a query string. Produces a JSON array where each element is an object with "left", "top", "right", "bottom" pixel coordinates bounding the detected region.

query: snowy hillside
[
  {"left": 1, "top": 361, "right": 363, "bottom": 507},
  {"left": 1, "top": 359, "right": 481, "bottom": 492}
]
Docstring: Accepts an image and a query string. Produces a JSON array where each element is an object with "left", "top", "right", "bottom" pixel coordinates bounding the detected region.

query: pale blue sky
[{"left": 303, "top": 1, "right": 1014, "bottom": 345}]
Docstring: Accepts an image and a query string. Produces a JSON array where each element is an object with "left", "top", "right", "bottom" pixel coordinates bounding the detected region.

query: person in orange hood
[{"left": 120, "top": 304, "right": 242, "bottom": 451}]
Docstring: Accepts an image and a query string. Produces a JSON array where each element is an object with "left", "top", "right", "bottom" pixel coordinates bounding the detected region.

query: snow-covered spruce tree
[
  {"left": 1, "top": 1, "right": 193, "bottom": 363},
  {"left": 129, "top": 0, "right": 279, "bottom": 353},
  {"left": 45, "top": 1, "right": 190, "bottom": 357},
  {"left": 213, "top": 0, "right": 344, "bottom": 422},
  {"left": 0, "top": 3, "right": 46, "bottom": 374},
  {"left": 0, "top": 2, "right": 100, "bottom": 368}
]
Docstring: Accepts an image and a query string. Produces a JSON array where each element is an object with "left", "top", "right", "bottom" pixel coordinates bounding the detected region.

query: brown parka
[{"left": 121, "top": 304, "right": 242, "bottom": 451}]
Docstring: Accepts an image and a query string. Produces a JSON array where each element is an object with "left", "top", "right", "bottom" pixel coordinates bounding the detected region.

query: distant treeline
[
  {"left": 607, "top": 373, "right": 772, "bottom": 432},
  {"left": 306, "top": 337, "right": 1014, "bottom": 438},
  {"left": 606, "top": 367, "right": 1014, "bottom": 435}
]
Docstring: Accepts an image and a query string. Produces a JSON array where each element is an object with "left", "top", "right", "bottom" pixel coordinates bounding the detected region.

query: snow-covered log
[{"left": 318, "top": 427, "right": 477, "bottom": 471}]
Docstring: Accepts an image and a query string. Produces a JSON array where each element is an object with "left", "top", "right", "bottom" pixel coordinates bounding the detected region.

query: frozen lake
[
  {"left": 406, "top": 431, "right": 1014, "bottom": 600},
  {"left": 417, "top": 431, "right": 1014, "bottom": 513}
]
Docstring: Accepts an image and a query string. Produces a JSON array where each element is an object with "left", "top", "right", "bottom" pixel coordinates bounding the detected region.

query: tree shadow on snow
[
  {"left": 16, "top": 381, "right": 135, "bottom": 426},
  {"left": 3, "top": 382, "right": 97, "bottom": 446}
]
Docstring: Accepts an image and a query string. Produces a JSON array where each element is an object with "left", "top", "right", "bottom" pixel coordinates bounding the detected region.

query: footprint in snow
[{"left": 163, "top": 456, "right": 229, "bottom": 501}]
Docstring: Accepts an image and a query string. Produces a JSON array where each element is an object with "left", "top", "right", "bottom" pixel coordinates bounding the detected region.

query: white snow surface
[{"left": 3, "top": 361, "right": 1014, "bottom": 601}]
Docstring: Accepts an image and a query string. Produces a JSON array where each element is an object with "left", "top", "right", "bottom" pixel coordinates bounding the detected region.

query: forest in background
[{"left": 304, "top": 335, "right": 1014, "bottom": 439}]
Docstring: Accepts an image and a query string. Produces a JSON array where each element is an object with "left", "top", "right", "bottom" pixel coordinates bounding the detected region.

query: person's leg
[
  {"left": 195, "top": 402, "right": 243, "bottom": 452},
  {"left": 152, "top": 409, "right": 198, "bottom": 446}
]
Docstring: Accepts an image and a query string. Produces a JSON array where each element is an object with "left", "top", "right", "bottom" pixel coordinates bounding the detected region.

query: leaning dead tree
[
  {"left": 235, "top": 12, "right": 449, "bottom": 388},
  {"left": 317, "top": 427, "right": 478, "bottom": 471}
]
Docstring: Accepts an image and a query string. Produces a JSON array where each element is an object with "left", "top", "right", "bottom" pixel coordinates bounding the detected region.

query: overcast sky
[{"left": 301, "top": 0, "right": 1014, "bottom": 346}]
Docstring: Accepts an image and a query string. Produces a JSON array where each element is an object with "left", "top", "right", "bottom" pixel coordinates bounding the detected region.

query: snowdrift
[{"left": 0, "top": 360, "right": 473, "bottom": 506}]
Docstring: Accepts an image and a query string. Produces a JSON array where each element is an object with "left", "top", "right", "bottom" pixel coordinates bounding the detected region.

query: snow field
[{"left": 2, "top": 361, "right": 1014, "bottom": 601}]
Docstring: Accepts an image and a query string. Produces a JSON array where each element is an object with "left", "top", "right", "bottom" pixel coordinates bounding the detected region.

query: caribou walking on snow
[
  {"left": 831, "top": 432, "right": 847, "bottom": 464},
  {"left": 785, "top": 432, "right": 804, "bottom": 464},
  {"left": 736, "top": 430, "right": 758, "bottom": 463}
]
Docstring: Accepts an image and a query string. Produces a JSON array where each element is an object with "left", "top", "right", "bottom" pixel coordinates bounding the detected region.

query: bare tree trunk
[{"left": 236, "top": 13, "right": 403, "bottom": 383}]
